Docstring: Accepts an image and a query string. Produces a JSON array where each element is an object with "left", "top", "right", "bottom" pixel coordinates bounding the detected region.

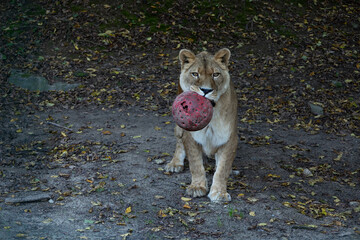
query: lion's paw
[
  {"left": 186, "top": 184, "right": 207, "bottom": 198},
  {"left": 165, "top": 162, "right": 184, "bottom": 173},
  {"left": 208, "top": 190, "right": 231, "bottom": 202}
]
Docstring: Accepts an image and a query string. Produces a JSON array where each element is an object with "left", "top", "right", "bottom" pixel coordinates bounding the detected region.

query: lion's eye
[
  {"left": 213, "top": 73, "right": 220, "bottom": 78},
  {"left": 191, "top": 72, "right": 199, "bottom": 78}
]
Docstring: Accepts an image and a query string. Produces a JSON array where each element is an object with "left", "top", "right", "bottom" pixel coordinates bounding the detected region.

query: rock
[
  {"left": 5, "top": 192, "right": 51, "bottom": 203},
  {"left": 308, "top": 102, "right": 324, "bottom": 116},
  {"left": 303, "top": 168, "right": 313, "bottom": 177},
  {"left": 349, "top": 201, "right": 359, "bottom": 207}
]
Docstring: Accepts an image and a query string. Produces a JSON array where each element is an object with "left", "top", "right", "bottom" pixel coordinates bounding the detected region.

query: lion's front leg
[
  {"left": 183, "top": 132, "right": 208, "bottom": 198},
  {"left": 165, "top": 126, "right": 185, "bottom": 173},
  {"left": 208, "top": 135, "right": 237, "bottom": 202}
]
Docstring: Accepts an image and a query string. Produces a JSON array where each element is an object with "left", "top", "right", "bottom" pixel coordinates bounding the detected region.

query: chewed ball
[{"left": 172, "top": 91, "right": 213, "bottom": 131}]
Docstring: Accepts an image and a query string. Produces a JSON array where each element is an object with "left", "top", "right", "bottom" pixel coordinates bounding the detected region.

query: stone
[
  {"left": 308, "top": 102, "right": 324, "bottom": 116},
  {"left": 303, "top": 168, "right": 313, "bottom": 177}
]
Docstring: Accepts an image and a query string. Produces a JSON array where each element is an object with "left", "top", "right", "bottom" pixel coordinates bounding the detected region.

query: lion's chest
[{"left": 190, "top": 114, "right": 231, "bottom": 156}]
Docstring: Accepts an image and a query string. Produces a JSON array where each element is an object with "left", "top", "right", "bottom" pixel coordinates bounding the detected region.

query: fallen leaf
[
  {"left": 181, "top": 197, "right": 192, "bottom": 202},
  {"left": 125, "top": 206, "right": 132, "bottom": 214},
  {"left": 334, "top": 152, "right": 343, "bottom": 161},
  {"left": 158, "top": 209, "right": 167, "bottom": 217},
  {"left": 183, "top": 204, "right": 191, "bottom": 209}
]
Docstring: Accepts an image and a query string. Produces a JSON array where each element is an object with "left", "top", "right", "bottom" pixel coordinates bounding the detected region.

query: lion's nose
[{"left": 200, "top": 88, "right": 213, "bottom": 95}]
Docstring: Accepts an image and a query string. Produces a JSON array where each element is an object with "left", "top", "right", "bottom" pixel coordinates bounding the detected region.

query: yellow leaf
[
  {"left": 305, "top": 224, "right": 318, "bottom": 229},
  {"left": 16, "top": 129, "right": 22, "bottom": 133},
  {"left": 125, "top": 206, "right": 132, "bottom": 214},
  {"left": 61, "top": 132, "right": 67, "bottom": 137},
  {"left": 321, "top": 208, "right": 327, "bottom": 216},
  {"left": 334, "top": 152, "right": 343, "bottom": 161},
  {"left": 267, "top": 173, "right": 281, "bottom": 178},
  {"left": 247, "top": 197, "right": 259, "bottom": 203},
  {"left": 249, "top": 211, "right": 256, "bottom": 216},
  {"left": 181, "top": 197, "right": 192, "bottom": 202},
  {"left": 102, "top": 130, "right": 112, "bottom": 135},
  {"left": 283, "top": 202, "right": 291, "bottom": 207},
  {"left": 42, "top": 218, "right": 53, "bottom": 224},
  {"left": 120, "top": 233, "right": 131, "bottom": 240},
  {"left": 183, "top": 204, "right": 191, "bottom": 209},
  {"left": 120, "top": 124, "right": 126, "bottom": 128},
  {"left": 258, "top": 223, "right": 267, "bottom": 226},
  {"left": 16, "top": 234, "right": 27, "bottom": 237},
  {"left": 165, "top": 121, "right": 171, "bottom": 124},
  {"left": 154, "top": 126, "right": 161, "bottom": 131},
  {"left": 158, "top": 209, "right": 167, "bottom": 217},
  {"left": 133, "top": 135, "right": 141, "bottom": 139}
]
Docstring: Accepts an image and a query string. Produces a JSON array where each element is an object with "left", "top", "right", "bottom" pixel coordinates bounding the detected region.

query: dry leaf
[{"left": 125, "top": 206, "right": 132, "bottom": 214}]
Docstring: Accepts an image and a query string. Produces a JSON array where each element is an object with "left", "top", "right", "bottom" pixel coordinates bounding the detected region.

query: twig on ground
[{"left": 46, "top": 121, "right": 73, "bottom": 132}]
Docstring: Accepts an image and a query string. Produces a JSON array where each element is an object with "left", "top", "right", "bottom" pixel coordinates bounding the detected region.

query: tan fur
[{"left": 165, "top": 48, "right": 238, "bottom": 202}]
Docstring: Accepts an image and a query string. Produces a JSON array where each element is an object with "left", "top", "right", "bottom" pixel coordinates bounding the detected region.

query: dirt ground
[
  {"left": 0, "top": 105, "right": 359, "bottom": 239},
  {"left": 1, "top": 0, "right": 360, "bottom": 239}
]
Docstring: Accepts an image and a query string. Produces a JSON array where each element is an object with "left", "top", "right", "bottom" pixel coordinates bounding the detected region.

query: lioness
[{"left": 165, "top": 48, "right": 238, "bottom": 202}]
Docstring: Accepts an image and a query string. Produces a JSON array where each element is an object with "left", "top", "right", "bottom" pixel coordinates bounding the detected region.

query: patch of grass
[
  {"left": 228, "top": 207, "right": 237, "bottom": 217},
  {"left": 21, "top": 73, "right": 31, "bottom": 78},
  {"left": 267, "top": 20, "right": 298, "bottom": 39},
  {"left": 26, "top": 5, "right": 46, "bottom": 16},
  {"left": 98, "top": 18, "right": 128, "bottom": 31},
  {"left": 121, "top": 9, "right": 139, "bottom": 27},
  {"left": 217, "top": 217, "right": 224, "bottom": 227},
  {"left": 145, "top": 219, "right": 154, "bottom": 225},
  {"left": 74, "top": 72, "right": 89, "bottom": 78},
  {"left": 70, "top": 5, "right": 85, "bottom": 13},
  {"left": 228, "top": 205, "right": 244, "bottom": 219}
]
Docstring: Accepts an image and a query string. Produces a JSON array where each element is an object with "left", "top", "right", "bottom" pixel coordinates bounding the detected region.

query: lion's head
[{"left": 179, "top": 48, "right": 231, "bottom": 103}]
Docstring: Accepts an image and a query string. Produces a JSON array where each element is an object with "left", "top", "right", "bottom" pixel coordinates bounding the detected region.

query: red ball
[{"left": 172, "top": 91, "right": 213, "bottom": 131}]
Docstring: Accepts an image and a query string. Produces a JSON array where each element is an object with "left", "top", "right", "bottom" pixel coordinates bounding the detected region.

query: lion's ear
[
  {"left": 179, "top": 49, "right": 196, "bottom": 68},
  {"left": 214, "top": 48, "right": 231, "bottom": 69}
]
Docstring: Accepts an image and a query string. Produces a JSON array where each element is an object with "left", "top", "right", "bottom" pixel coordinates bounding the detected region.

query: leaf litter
[{"left": 0, "top": 0, "right": 360, "bottom": 239}]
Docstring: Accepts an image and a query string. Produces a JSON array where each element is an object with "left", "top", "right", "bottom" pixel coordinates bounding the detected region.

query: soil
[
  {"left": 1, "top": 1, "right": 360, "bottom": 240},
  {"left": 1, "top": 105, "right": 359, "bottom": 240}
]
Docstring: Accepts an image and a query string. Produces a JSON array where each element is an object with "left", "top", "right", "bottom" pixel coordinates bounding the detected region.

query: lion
[{"left": 165, "top": 48, "right": 238, "bottom": 202}]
